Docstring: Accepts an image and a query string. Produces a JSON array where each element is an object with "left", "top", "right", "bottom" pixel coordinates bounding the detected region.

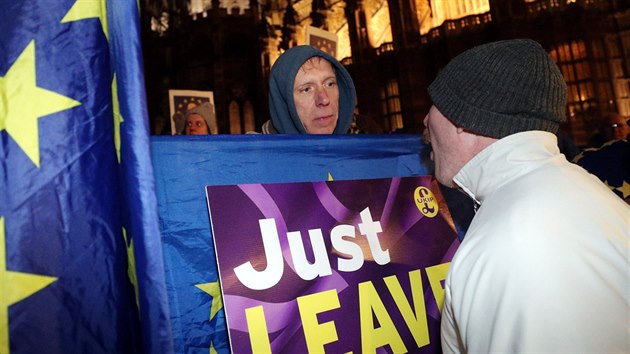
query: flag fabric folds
[
  {"left": 151, "top": 134, "right": 450, "bottom": 353},
  {"left": 0, "top": 1, "right": 172, "bottom": 353}
]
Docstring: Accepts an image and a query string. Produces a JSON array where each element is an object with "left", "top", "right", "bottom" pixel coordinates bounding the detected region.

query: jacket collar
[
  {"left": 453, "top": 131, "right": 561, "bottom": 204},
  {"left": 261, "top": 120, "right": 278, "bottom": 134}
]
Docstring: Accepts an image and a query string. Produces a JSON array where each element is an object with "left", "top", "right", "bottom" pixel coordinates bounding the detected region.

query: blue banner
[
  {"left": 151, "top": 134, "right": 473, "bottom": 353},
  {"left": 1, "top": 1, "right": 172, "bottom": 353}
]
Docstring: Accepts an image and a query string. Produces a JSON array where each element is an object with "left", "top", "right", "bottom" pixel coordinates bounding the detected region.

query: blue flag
[
  {"left": 151, "top": 134, "right": 456, "bottom": 353},
  {"left": 0, "top": 1, "right": 172, "bottom": 353}
]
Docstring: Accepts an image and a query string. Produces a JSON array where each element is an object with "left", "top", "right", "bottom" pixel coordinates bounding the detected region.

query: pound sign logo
[{"left": 414, "top": 186, "right": 438, "bottom": 218}]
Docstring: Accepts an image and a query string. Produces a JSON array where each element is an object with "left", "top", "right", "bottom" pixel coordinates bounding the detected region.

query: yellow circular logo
[{"left": 414, "top": 186, "right": 438, "bottom": 218}]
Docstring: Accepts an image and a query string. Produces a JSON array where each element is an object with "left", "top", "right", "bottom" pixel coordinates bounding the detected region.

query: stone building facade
[{"left": 142, "top": 0, "right": 630, "bottom": 145}]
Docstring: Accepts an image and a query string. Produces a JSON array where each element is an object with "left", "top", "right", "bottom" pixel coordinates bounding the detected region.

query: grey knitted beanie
[{"left": 427, "top": 39, "right": 567, "bottom": 138}]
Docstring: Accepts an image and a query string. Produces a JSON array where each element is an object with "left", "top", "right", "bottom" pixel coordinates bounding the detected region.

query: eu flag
[{"left": 0, "top": 1, "right": 172, "bottom": 353}]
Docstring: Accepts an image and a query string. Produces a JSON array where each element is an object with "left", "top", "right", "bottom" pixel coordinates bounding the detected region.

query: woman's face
[{"left": 185, "top": 114, "right": 209, "bottom": 135}]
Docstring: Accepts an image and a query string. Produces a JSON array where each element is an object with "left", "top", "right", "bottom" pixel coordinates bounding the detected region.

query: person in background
[
  {"left": 603, "top": 112, "right": 630, "bottom": 141},
  {"left": 181, "top": 102, "right": 217, "bottom": 135},
  {"left": 260, "top": 45, "right": 356, "bottom": 134},
  {"left": 423, "top": 39, "right": 629, "bottom": 353},
  {"left": 574, "top": 112, "right": 630, "bottom": 203},
  {"left": 587, "top": 112, "right": 630, "bottom": 147}
]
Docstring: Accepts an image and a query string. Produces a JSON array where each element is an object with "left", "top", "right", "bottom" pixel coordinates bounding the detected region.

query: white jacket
[{"left": 441, "top": 131, "right": 630, "bottom": 353}]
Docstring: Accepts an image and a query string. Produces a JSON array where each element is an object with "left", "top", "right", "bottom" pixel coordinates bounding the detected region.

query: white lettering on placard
[
  {"left": 358, "top": 208, "right": 390, "bottom": 265},
  {"left": 331, "top": 224, "right": 363, "bottom": 272},
  {"left": 234, "top": 207, "right": 390, "bottom": 290},
  {"left": 288, "top": 229, "right": 333, "bottom": 281},
  {"left": 233, "top": 219, "right": 284, "bottom": 290}
]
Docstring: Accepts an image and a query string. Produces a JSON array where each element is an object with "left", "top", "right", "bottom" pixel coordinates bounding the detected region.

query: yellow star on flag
[
  {"left": 62, "top": 1, "right": 123, "bottom": 163},
  {"left": 616, "top": 180, "right": 630, "bottom": 199},
  {"left": 61, "top": 0, "right": 108, "bottom": 40},
  {"left": 0, "top": 41, "right": 81, "bottom": 168},
  {"left": 112, "top": 75, "right": 123, "bottom": 162},
  {"left": 0, "top": 217, "right": 57, "bottom": 354},
  {"left": 122, "top": 228, "right": 139, "bottom": 307},
  {"left": 195, "top": 281, "right": 223, "bottom": 321}
]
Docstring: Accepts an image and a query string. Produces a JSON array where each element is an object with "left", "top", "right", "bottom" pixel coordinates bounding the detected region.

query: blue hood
[{"left": 268, "top": 45, "right": 356, "bottom": 134}]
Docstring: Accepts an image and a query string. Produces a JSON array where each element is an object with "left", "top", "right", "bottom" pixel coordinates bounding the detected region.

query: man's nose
[{"left": 315, "top": 86, "right": 330, "bottom": 106}]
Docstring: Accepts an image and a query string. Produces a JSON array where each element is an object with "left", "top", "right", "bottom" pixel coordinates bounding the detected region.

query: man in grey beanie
[{"left": 424, "top": 39, "right": 629, "bottom": 353}]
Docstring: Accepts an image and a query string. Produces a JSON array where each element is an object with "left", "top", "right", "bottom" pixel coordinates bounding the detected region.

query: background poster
[
  {"left": 306, "top": 26, "right": 338, "bottom": 58},
  {"left": 168, "top": 89, "right": 215, "bottom": 134},
  {"left": 206, "top": 176, "right": 459, "bottom": 353}
]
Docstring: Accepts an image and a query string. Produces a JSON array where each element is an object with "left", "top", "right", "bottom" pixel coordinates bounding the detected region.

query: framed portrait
[
  {"left": 306, "top": 26, "right": 338, "bottom": 58},
  {"left": 168, "top": 89, "right": 216, "bottom": 135}
]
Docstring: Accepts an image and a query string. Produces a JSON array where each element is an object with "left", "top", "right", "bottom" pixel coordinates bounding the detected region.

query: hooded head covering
[
  {"left": 428, "top": 39, "right": 567, "bottom": 138},
  {"left": 181, "top": 102, "right": 217, "bottom": 135},
  {"left": 268, "top": 45, "right": 356, "bottom": 134}
]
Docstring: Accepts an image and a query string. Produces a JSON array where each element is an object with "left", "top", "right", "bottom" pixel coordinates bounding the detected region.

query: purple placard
[{"left": 206, "top": 176, "right": 460, "bottom": 353}]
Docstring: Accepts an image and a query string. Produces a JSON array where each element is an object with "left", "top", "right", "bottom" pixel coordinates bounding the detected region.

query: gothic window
[
  {"left": 604, "top": 33, "right": 630, "bottom": 116},
  {"left": 219, "top": 0, "right": 249, "bottom": 15},
  {"left": 380, "top": 79, "right": 403, "bottom": 132},
  {"left": 229, "top": 100, "right": 242, "bottom": 134},
  {"left": 422, "top": 0, "right": 489, "bottom": 34},
  {"left": 551, "top": 40, "right": 598, "bottom": 145},
  {"left": 585, "top": 38, "right": 615, "bottom": 115},
  {"left": 366, "top": 0, "right": 392, "bottom": 48},
  {"left": 617, "top": 79, "right": 630, "bottom": 116},
  {"left": 616, "top": 80, "right": 630, "bottom": 101},
  {"left": 610, "top": 60, "right": 624, "bottom": 78},
  {"left": 243, "top": 101, "right": 255, "bottom": 133}
]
